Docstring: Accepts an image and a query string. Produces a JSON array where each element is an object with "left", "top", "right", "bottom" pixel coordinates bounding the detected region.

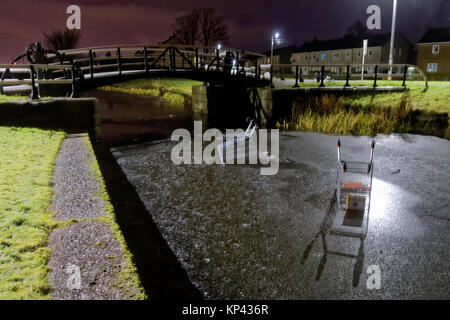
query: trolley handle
[
  {"left": 337, "top": 139, "right": 341, "bottom": 162},
  {"left": 369, "top": 140, "right": 375, "bottom": 164}
]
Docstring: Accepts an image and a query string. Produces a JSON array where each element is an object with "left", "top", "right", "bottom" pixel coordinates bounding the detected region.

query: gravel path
[
  {"left": 48, "top": 134, "right": 143, "bottom": 300},
  {"left": 52, "top": 135, "right": 105, "bottom": 220}
]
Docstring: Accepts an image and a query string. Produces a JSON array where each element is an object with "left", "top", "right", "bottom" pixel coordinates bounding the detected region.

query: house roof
[
  {"left": 418, "top": 27, "right": 450, "bottom": 43},
  {"left": 295, "top": 33, "right": 399, "bottom": 53},
  {"left": 263, "top": 45, "right": 299, "bottom": 57}
]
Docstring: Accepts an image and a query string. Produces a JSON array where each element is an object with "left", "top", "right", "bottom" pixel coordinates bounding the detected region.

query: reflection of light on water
[{"left": 368, "top": 178, "right": 421, "bottom": 234}]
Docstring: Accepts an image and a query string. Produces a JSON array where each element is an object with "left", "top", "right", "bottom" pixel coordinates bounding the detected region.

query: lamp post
[
  {"left": 361, "top": 39, "right": 368, "bottom": 80},
  {"left": 270, "top": 32, "right": 280, "bottom": 64},
  {"left": 388, "top": 0, "right": 398, "bottom": 81}
]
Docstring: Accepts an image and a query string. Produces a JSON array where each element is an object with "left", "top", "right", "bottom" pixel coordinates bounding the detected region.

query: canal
[
  {"left": 82, "top": 89, "right": 195, "bottom": 147},
  {"left": 83, "top": 88, "right": 450, "bottom": 299}
]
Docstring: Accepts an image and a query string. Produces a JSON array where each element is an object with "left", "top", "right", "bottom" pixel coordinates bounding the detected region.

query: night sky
[{"left": 0, "top": 0, "right": 449, "bottom": 62}]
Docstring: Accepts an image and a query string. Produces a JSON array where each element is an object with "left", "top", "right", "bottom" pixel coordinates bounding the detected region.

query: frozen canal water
[{"left": 111, "top": 132, "right": 449, "bottom": 299}]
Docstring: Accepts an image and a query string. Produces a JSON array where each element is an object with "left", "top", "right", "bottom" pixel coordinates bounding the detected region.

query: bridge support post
[
  {"left": 89, "top": 49, "right": 94, "bottom": 80},
  {"left": 373, "top": 65, "right": 378, "bottom": 89},
  {"left": 270, "top": 64, "right": 274, "bottom": 88},
  {"left": 117, "top": 48, "right": 122, "bottom": 76},
  {"left": 402, "top": 64, "right": 407, "bottom": 87},
  {"left": 29, "top": 65, "right": 39, "bottom": 100},
  {"left": 172, "top": 47, "right": 176, "bottom": 73},
  {"left": 71, "top": 65, "right": 78, "bottom": 98},
  {"left": 144, "top": 47, "right": 149, "bottom": 74},
  {"left": 236, "top": 51, "right": 239, "bottom": 77},
  {"left": 319, "top": 66, "right": 325, "bottom": 87},
  {"left": 196, "top": 48, "right": 199, "bottom": 71},
  {"left": 294, "top": 65, "right": 299, "bottom": 88},
  {"left": 345, "top": 65, "right": 350, "bottom": 87}
]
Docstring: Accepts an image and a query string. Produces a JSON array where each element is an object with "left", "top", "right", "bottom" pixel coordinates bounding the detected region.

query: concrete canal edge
[
  {"left": 48, "top": 133, "right": 146, "bottom": 299},
  {"left": 0, "top": 98, "right": 101, "bottom": 140}
]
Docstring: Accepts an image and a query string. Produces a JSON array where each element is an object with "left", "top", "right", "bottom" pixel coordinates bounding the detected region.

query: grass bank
[
  {"left": 281, "top": 93, "right": 449, "bottom": 138},
  {"left": 0, "top": 127, "right": 145, "bottom": 299},
  {"left": 0, "top": 95, "right": 28, "bottom": 102},
  {"left": 99, "top": 78, "right": 202, "bottom": 105},
  {"left": 343, "top": 81, "right": 450, "bottom": 115},
  {"left": 0, "top": 127, "right": 65, "bottom": 299},
  {"left": 275, "top": 80, "right": 449, "bottom": 114}
]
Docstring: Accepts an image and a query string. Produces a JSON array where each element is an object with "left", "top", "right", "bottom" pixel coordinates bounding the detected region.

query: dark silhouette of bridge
[{"left": 0, "top": 43, "right": 269, "bottom": 98}]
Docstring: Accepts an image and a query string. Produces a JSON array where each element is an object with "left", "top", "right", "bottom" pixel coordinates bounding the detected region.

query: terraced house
[
  {"left": 417, "top": 27, "right": 450, "bottom": 80},
  {"left": 290, "top": 33, "right": 413, "bottom": 78}
]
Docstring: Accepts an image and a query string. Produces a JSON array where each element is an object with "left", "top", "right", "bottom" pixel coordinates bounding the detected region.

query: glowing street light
[{"left": 271, "top": 32, "right": 281, "bottom": 64}]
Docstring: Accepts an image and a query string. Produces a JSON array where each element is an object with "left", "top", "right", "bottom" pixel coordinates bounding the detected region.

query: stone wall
[{"left": 0, "top": 98, "right": 100, "bottom": 139}]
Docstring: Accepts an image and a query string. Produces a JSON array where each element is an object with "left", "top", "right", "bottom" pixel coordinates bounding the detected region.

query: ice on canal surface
[{"left": 112, "top": 132, "right": 450, "bottom": 299}]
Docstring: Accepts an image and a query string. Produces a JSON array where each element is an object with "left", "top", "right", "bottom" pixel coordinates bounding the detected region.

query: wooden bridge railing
[
  {"left": 52, "top": 44, "right": 266, "bottom": 81},
  {"left": 0, "top": 44, "right": 267, "bottom": 98}
]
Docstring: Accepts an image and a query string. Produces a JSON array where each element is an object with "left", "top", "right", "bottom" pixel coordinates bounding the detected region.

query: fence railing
[
  {"left": 264, "top": 63, "right": 428, "bottom": 89},
  {"left": 0, "top": 64, "right": 76, "bottom": 98}
]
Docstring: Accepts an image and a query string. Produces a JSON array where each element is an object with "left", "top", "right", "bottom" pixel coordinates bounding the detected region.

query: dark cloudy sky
[{"left": 0, "top": 0, "right": 448, "bottom": 62}]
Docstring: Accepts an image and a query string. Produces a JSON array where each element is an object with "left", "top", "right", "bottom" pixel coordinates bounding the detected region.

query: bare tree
[
  {"left": 43, "top": 29, "right": 81, "bottom": 51},
  {"left": 171, "top": 8, "right": 228, "bottom": 47},
  {"left": 198, "top": 8, "right": 228, "bottom": 47},
  {"left": 171, "top": 10, "right": 200, "bottom": 45}
]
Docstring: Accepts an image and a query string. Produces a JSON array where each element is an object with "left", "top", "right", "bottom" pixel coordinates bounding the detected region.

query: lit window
[
  {"left": 297, "top": 55, "right": 300, "bottom": 61},
  {"left": 427, "top": 63, "right": 438, "bottom": 72},
  {"left": 432, "top": 45, "right": 440, "bottom": 54},
  {"left": 356, "top": 66, "right": 361, "bottom": 72}
]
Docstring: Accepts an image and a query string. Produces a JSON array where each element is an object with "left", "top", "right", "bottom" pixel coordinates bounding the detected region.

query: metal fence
[{"left": 264, "top": 63, "right": 428, "bottom": 89}]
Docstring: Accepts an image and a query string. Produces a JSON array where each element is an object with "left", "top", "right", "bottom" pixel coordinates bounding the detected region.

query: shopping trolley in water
[{"left": 301, "top": 138, "right": 375, "bottom": 286}]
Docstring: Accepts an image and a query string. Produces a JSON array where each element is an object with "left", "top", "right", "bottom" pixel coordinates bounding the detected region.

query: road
[{"left": 111, "top": 132, "right": 450, "bottom": 299}]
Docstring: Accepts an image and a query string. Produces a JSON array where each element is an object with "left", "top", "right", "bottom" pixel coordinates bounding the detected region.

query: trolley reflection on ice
[{"left": 301, "top": 138, "right": 375, "bottom": 287}]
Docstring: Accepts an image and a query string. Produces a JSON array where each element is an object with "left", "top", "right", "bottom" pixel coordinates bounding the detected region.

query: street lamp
[
  {"left": 271, "top": 32, "right": 280, "bottom": 64},
  {"left": 388, "top": 0, "right": 398, "bottom": 81}
]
